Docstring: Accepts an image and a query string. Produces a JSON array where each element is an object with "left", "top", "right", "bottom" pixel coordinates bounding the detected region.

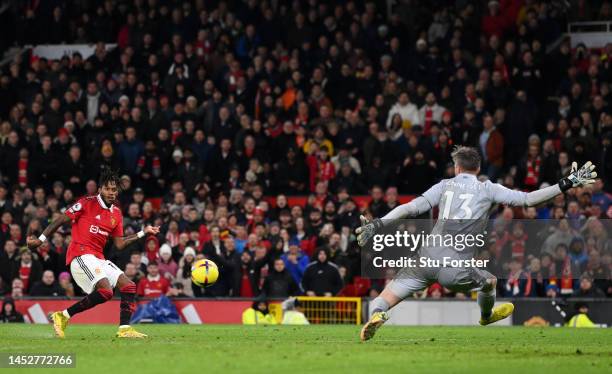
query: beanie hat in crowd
[
  {"left": 159, "top": 243, "right": 172, "bottom": 257},
  {"left": 183, "top": 247, "right": 196, "bottom": 258}
]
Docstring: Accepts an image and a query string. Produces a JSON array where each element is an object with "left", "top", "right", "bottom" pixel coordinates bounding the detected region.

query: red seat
[
  {"left": 338, "top": 284, "right": 356, "bottom": 296},
  {"left": 353, "top": 276, "right": 371, "bottom": 296}
]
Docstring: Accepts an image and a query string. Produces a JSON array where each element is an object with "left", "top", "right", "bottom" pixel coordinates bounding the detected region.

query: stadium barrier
[
  {"left": 14, "top": 297, "right": 361, "bottom": 325},
  {"left": 367, "top": 298, "right": 612, "bottom": 326},
  {"left": 14, "top": 298, "right": 253, "bottom": 324},
  {"left": 14, "top": 298, "right": 611, "bottom": 325},
  {"left": 512, "top": 298, "right": 611, "bottom": 326}
]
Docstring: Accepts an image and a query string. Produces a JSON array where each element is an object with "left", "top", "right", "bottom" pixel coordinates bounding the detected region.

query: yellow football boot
[
  {"left": 116, "top": 326, "right": 148, "bottom": 338},
  {"left": 479, "top": 303, "right": 514, "bottom": 326},
  {"left": 48, "top": 311, "right": 69, "bottom": 338},
  {"left": 360, "top": 311, "right": 389, "bottom": 341}
]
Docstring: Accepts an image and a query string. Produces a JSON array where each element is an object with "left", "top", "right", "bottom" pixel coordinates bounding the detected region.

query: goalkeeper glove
[
  {"left": 558, "top": 161, "right": 597, "bottom": 192},
  {"left": 355, "top": 215, "right": 384, "bottom": 247}
]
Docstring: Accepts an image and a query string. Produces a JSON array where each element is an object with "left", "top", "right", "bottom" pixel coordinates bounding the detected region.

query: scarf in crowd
[
  {"left": 424, "top": 106, "right": 434, "bottom": 135},
  {"left": 18, "top": 158, "right": 28, "bottom": 187},
  {"left": 560, "top": 256, "right": 574, "bottom": 294},
  {"left": 524, "top": 157, "right": 540, "bottom": 187}
]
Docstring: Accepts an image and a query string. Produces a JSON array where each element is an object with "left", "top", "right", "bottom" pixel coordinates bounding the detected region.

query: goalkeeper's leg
[
  {"left": 361, "top": 274, "right": 428, "bottom": 341},
  {"left": 478, "top": 277, "right": 514, "bottom": 325}
]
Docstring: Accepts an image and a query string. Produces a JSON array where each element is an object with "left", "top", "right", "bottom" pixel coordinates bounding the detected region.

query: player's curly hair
[{"left": 98, "top": 167, "right": 122, "bottom": 190}]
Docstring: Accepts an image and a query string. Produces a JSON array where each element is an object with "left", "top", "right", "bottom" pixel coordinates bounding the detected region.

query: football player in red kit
[{"left": 27, "top": 169, "right": 160, "bottom": 338}]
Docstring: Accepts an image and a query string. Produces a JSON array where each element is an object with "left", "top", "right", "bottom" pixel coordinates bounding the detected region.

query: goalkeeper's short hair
[{"left": 451, "top": 146, "right": 481, "bottom": 172}]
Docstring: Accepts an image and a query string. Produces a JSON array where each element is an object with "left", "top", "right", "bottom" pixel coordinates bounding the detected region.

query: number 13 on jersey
[{"left": 441, "top": 191, "right": 473, "bottom": 219}]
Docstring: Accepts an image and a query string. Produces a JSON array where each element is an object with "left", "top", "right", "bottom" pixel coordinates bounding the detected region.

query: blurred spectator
[
  {"left": 30, "top": 270, "right": 65, "bottom": 296},
  {"left": 567, "top": 302, "right": 596, "bottom": 328},
  {"left": 281, "top": 298, "right": 309, "bottom": 325},
  {"left": 174, "top": 247, "right": 196, "bottom": 297},
  {"left": 10, "top": 248, "right": 42, "bottom": 294},
  {"left": 10, "top": 279, "right": 24, "bottom": 300},
  {"left": 261, "top": 258, "right": 299, "bottom": 298},
  {"left": 282, "top": 240, "right": 310, "bottom": 285},
  {"left": 58, "top": 272, "right": 74, "bottom": 297},
  {"left": 137, "top": 262, "right": 170, "bottom": 298},
  {"left": 158, "top": 244, "right": 178, "bottom": 280},
  {"left": 427, "top": 283, "right": 444, "bottom": 299},
  {"left": 166, "top": 282, "right": 189, "bottom": 298},
  {"left": 503, "top": 259, "right": 530, "bottom": 297},
  {"left": 302, "top": 249, "right": 343, "bottom": 297},
  {"left": 0, "top": 297, "right": 24, "bottom": 323},
  {"left": 575, "top": 273, "right": 606, "bottom": 297},
  {"left": 242, "top": 300, "right": 277, "bottom": 325}
]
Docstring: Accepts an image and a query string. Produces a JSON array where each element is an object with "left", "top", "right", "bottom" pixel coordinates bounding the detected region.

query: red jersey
[
  {"left": 137, "top": 275, "right": 169, "bottom": 297},
  {"left": 65, "top": 195, "right": 123, "bottom": 265}
]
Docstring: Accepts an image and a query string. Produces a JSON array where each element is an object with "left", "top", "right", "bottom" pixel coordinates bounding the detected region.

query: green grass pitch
[{"left": 1, "top": 324, "right": 611, "bottom": 373}]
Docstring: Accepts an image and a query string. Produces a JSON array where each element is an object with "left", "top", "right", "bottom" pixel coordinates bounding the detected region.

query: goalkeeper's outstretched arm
[
  {"left": 355, "top": 196, "right": 433, "bottom": 246},
  {"left": 356, "top": 161, "right": 597, "bottom": 246},
  {"left": 493, "top": 161, "right": 597, "bottom": 207}
]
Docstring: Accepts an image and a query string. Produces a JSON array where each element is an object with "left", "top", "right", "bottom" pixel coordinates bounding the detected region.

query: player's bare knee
[
  {"left": 94, "top": 278, "right": 113, "bottom": 300},
  {"left": 116, "top": 274, "right": 134, "bottom": 290}
]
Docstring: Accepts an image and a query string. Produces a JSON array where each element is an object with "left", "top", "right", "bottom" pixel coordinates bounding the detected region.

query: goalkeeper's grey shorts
[{"left": 387, "top": 262, "right": 494, "bottom": 300}]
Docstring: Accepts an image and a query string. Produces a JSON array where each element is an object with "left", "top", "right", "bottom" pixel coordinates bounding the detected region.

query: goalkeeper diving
[{"left": 356, "top": 146, "right": 597, "bottom": 341}]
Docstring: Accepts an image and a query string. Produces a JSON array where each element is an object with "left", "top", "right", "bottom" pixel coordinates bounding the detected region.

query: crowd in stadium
[{"left": 0, "top": 0, "right": 611, "bottom": 309}]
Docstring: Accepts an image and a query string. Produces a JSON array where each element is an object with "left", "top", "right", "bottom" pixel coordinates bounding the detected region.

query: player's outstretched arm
[
  {"left": 525, "top": 161, "right": 597, "bottom": 206},
  {"left": 356, "top": 196, "right": 432, "bottom": 246},
  {"left": 113, "top": 225, "right": 160, "bottom": 250},
  {"left": 494, "top": 161, "right": 597, "bottom": 207},
  {"left": 26, "top": 214, "right": 72, "bottom": 249}
]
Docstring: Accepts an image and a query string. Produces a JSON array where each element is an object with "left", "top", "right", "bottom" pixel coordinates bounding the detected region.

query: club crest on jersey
[
  {"left": 95, "top": 268, "right": 101, "bottom": 274},
  {"left": 111, "top": 217, "right": 116, "bottom": 226}
]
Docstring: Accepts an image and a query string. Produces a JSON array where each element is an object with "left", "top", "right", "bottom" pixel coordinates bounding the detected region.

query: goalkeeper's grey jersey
[{"left": 420, "top": 173, "right": 529, "bottom": 258}]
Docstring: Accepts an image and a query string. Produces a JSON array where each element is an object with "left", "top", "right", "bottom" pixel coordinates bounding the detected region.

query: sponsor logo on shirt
[{"left": 89, "top": 225, "right": 109, "bottom": 236}]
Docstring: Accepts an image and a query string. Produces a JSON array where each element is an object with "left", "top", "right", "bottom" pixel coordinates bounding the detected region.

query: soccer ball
[{"left": 191, "top": 259, "right": 219, "bottom": 287}]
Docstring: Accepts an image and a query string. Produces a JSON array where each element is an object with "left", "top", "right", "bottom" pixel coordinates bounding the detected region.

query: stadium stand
[{"left": 0, "top": 0, "right": 610, "bottom": 306}]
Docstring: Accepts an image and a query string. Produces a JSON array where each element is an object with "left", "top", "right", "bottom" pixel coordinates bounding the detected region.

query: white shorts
[{"left": 70, "top": 254, "right": 123, "bottom": 294}]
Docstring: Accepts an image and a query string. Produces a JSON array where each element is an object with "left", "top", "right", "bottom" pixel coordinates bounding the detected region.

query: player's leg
[
  {"left": 361, "top": 268, "right": 429, "bottom": 341},
  {"left": 477, "top": 276, "right": 514, "bottom": 326},
  {"left": 49, "top": 256, "right": 114, "bottom": 338},
  {"left": 359, "top": 287, "right": 401, "bottom": 342},
  {"left": 477, "top": 277, "right": 497, "bottom": 320},
  {"left": 369, "top": 286, "right": 402, "bottom": 315},
  {"left": 65, "top": 277, "right": 114, "bottom": 317},
  {"left": 114, "top": 272, "right": 147, "bottom": 338},
  {"left": 438, "top": 267, "right": 513, "bottom": 325},
  {"left": 116, "top": 273, "right": 137, "bottom": 326}
]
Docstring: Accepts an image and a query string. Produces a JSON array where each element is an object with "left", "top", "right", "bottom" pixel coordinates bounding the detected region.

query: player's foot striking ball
[
  {"left": 27, "top": 169, "right": 160, "bottom": 338},
  {"left": 356, "top": 146, "right": 597, "bottom": 340}
]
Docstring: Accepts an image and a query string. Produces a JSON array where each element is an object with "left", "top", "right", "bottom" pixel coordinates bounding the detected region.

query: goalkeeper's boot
[
  {"left": 48, "top": 311, "right": 69, "bottom": 338},
  {"left": 116, "top": 326, "right": 148, "bottom": 338},
  {"left": 360, "top": 311, "right": 389, "bottom": 341},
  {"left": 479, "top": 303, "right": 514, "bottom": 326}
]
